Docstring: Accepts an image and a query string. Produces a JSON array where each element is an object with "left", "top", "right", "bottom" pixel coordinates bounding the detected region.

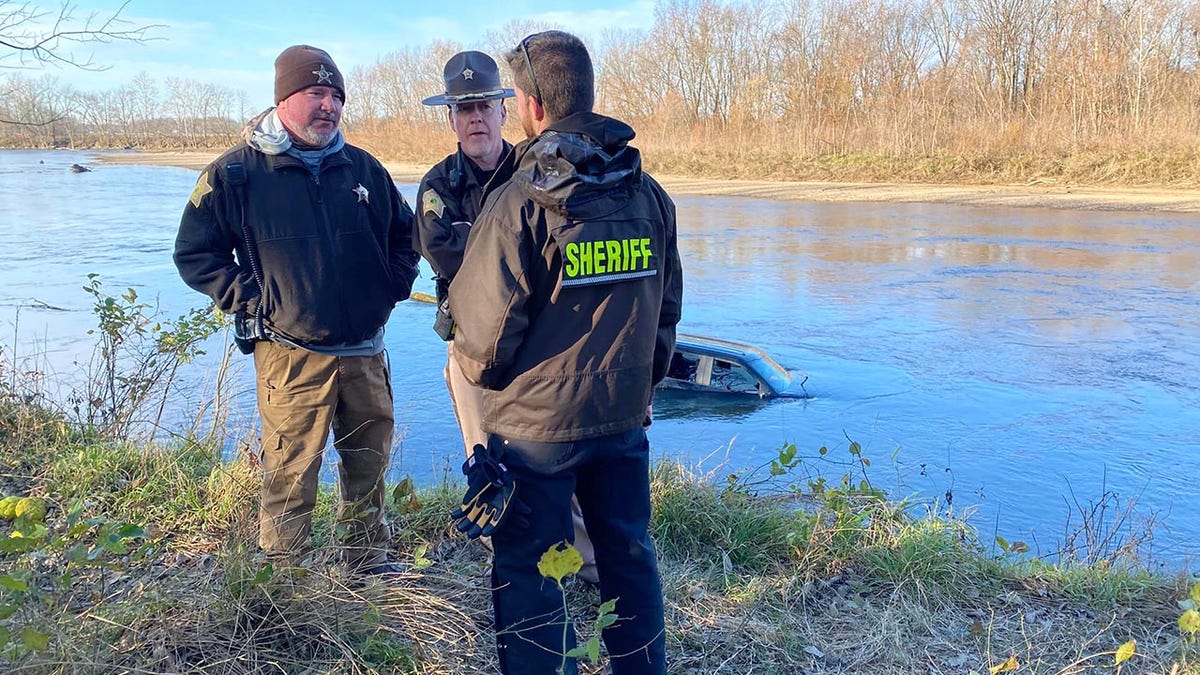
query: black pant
[{"left": 489, "top": 427, "right": 666, "bottom": 675}]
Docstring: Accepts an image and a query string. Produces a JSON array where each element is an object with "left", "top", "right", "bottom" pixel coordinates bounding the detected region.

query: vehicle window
[{"left": 711, "top": 359, "right": 760, "bottom": 394}]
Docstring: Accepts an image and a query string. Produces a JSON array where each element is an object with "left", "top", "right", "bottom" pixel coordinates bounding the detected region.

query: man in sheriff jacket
[
  {"left": 174, "top": 45, "right": 420, "bottom": 576},
  {"left": 449, "top": 30, "right": 683, "bottom": 675},
  {"left": 416, "top": 50, "right": 599, "bottom": 583}
]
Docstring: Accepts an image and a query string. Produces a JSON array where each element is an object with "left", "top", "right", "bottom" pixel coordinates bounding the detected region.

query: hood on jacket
[{"left": 512, "top": 111, "right": 643, "bottom": 220}]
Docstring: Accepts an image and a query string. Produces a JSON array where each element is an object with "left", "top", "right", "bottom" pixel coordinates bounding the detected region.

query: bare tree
[
  {"left": 0, "top": 0, "right": 155, "bottom": 69},
  {"left": 1, "top": 1, "right": 157, "bottom": 126}
]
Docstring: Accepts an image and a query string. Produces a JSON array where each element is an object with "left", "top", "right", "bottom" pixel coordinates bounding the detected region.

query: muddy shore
[{"left": 94, "top": 150, "right": 1200, "bottom": 212}]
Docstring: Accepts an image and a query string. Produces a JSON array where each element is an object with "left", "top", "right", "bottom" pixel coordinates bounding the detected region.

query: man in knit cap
[{"left": 174, "top": 45, "right": 420, "bottom": 576}]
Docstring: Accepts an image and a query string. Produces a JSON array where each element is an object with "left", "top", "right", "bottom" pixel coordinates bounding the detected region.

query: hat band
[{"left": 445, "top": 89, "right": 507, "bottom": 102}]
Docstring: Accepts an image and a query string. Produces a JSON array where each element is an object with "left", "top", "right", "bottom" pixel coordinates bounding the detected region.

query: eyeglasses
[
  {"left": 518, "top": 35, "right": 544, "bottom": 105},
  {"left": 451, "top": 100, "right": 498, "bottom": 116}
]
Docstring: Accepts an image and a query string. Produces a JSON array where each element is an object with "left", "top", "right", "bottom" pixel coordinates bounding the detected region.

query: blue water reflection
[{"left": 1, "top": 149, "right": 1196, "bottom": 567}]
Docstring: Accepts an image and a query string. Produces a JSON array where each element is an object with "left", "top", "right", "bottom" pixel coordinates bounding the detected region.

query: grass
[
  {"left": 1, "top": 297, "right": 1197, "bottom": 673},
  {"left": 1, "top": 418, "right": 1197, "bottom": 673}
]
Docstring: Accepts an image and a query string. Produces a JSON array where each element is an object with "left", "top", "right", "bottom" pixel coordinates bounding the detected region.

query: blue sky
[{"left": 25, "top": 0, "right": 656, "bottom": 106}]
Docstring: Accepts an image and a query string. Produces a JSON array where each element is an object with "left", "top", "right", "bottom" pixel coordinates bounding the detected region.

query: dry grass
[
  {"left": 335, "top": 120, "right": 1200, "bottom": 190},
  {"left": 2, "top": 342, "right": 1196, "bottom": 673}
]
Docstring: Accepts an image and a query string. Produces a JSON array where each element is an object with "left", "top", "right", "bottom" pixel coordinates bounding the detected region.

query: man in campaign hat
[
  {"left": 175, "top": 45, "right": 420, "bottom": 576},
  {"left": 414, "top": 52, "right": 598, "bottom": 584},
  {"left": 449, "top": 31, "right": 682, "bottom": 674}
]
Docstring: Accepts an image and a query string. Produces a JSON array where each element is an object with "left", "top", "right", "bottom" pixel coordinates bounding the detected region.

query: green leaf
[
  {"left": 252, "top": 563, "right": 274, "bottom": 586},
  {"left": 0, "top": 626, "right": 9, "bottom": 651},
  {"left": 66, "top": 543, "right": 89, "bottom": 563},
  {"left": 995, "top": 536, "right": 1010, "bottom": 552},
  {"left": 21, "top": 626, "right": 50, "bottom": 651},
  {"left": 65, "top": 500, "right": 85, "bottom": 527},
  {"left": 596, "top": 613, "right": 618, "bottom": 630},
  {"left": 1114, "top": 639, "right": 1136, "bottom": 664},
  {"left": 0, "top": 536, "right": 41, "bottom": 554},
  {"left": 0, "top": 575, "right": 28, "bottom": 592},
  {"left": 587, "top": 636, "right": 600, "bottom": 662},
  {"left": 101, "top": 536, "right": 129, "bottom": 555},
  {"left": 597, "top": 598, "right": 618, "bottom": 616},
  {"left": 115, "top": 523, "right": 148, "bottom": 539},
  {"left": 0, "top": 604, "right": 18, "bottom": 619},
  {"left": 412, "top": 543, "right": 433, "bottom": 571},
  {"left": 1191, "top": 582, "right": 1200, "bottom": 605},
  {"left": 565, "top": 646, "right": 589, "bottom": 658}
]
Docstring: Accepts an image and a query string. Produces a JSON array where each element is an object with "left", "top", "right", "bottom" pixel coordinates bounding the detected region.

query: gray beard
[{"left": 299, "top": 125, "right": 337, "bottom": 147}]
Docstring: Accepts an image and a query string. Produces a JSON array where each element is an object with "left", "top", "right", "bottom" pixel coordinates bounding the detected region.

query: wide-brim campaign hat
[{"left": 422, "top": 50, "right": 514, "bottom": 106}]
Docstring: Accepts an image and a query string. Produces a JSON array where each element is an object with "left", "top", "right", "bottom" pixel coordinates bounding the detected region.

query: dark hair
[{"left": 504, "top": 31, "right": 593, "bottom": 121}]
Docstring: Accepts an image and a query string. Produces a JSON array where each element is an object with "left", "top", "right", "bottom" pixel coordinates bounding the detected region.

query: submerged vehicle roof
[{"left": 665, "top": 333, "right": 806, "bottom": 398}]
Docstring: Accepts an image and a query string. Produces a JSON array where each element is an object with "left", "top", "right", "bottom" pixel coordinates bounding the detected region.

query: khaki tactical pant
[
  {"left": 254, "top": 341, "right": 394, "bottom": 569},
  {"left": 446, "top": 342, "right": 596, "bottom": 576}
]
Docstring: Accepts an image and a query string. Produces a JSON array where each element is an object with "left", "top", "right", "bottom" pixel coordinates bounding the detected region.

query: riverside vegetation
[
  {"left": 0, "top": 281, "right": 1197, "bottom": 673},
  {"left": 5, "top": 0, "right": 1200, "bottom": 190}
]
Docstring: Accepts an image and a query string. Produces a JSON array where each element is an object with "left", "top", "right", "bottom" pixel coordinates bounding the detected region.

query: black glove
[{"left": 450, "top": 443, "right": 530, "bottom": 539}]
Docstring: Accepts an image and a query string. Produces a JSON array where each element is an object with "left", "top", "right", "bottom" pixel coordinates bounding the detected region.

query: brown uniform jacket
[{"left": 450, "top": 112, "right": 684, "bottom": 442}]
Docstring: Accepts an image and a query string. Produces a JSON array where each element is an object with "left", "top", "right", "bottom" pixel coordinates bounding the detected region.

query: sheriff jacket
[
  {"left": 174, "top": 142, "right": 421, "bottom": 347},
  {"left": 450, "top": 112, "right": 684, "bottom": 442},
  {"left": 414, "top": 142, "right": 515, "bottom": 282}
]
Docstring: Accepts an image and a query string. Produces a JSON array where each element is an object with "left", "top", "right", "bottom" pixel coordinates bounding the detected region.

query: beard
[
  {"left": 297, "top": 124, "right": 337, "bottom": 147},
  {"left": 290, "top": 112, "right": 339, "bottom": 147}
]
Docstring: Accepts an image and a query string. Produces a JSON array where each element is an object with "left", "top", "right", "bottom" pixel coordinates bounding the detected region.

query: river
[{"left": 1, "top": 149, "right": 1196, "bottom": 568}]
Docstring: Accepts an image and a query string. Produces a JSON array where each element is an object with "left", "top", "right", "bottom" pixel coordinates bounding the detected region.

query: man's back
[{"left": 451, "top": 110, "right": 683, "bottom": 442}]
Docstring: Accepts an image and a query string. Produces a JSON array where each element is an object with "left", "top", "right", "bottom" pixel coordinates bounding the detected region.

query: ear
[
  {"left": 529, "top": 96, "right": 546, "bottom": 124},
  {"left": 446, "top": 106, "right": 455, "bottom": 128}
]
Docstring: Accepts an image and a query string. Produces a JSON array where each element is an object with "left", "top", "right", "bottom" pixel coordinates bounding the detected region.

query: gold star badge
[
  {"left": 422, "top": 189, "right": 445, "bottom": 218},
  {"left": 352, "top": 183, "right": 369, "bottom": 204},
  {"left": 189, "top": 170, "right": 213, "bottom": 208}
]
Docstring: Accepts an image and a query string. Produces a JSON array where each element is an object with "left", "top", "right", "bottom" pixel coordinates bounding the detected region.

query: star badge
[
  {"left": 422, "top": 189, "right": 445, "bottom": 218},
  {"left": 352, "top": 183, "right": 369, "bottom": 204},
  {"left": 189, "top": 170, "right": 213, "bottom": 208},
  {"left": 462, "top": 68, "right": 474, "bottom": 80},
  {"left": 313, "top": 65, "right": 334, "bottom": 84}
]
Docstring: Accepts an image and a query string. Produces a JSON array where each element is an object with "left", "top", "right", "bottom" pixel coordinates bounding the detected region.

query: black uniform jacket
[
  {"left": 174, "top": 142, "right": 421, "bottom": 347},
  {"left": 414, "top": 142, "right": 515, "bottom": 283},
  {"left": 450, "top": 112, "right": 684, "bottom": 442}
]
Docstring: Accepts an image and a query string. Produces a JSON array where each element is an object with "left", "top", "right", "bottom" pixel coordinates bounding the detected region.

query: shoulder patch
[
  {"left": 189, "top": 170, "right": 213, "bottom": 208},
  {"left": 422, "top": 189, "right": 445, "bottom": 218}
]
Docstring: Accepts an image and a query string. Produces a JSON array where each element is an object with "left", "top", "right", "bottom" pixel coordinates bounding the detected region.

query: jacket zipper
[{"left": 310, "top": 168, "right": 352, "bottom": 341}]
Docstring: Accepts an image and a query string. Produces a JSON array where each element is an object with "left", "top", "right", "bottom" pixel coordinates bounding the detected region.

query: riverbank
[
  {"left": 94, "top": 150, "right": 1200, "bottom": 213},
  {"left": 1, "top": 272, "right": 1197, "bottom": 673},
  {"left": 2, "top": 422, "right": 1196, "bottom": 673}
]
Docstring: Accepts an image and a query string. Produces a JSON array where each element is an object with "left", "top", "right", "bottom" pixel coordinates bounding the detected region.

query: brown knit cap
[{"left": 274, "top": 45, "right": 345, "bottom": 103}]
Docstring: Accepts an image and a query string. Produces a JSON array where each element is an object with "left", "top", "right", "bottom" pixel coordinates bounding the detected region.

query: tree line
[{"left": 4, "top": 0, "right": 1199, "bottom": 181}]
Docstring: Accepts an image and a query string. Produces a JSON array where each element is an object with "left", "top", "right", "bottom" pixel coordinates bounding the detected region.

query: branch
[
  {"left": 0, "top": 1, "right": 161, "bottom": 71},
  {"left": 0, "top": 111, "right": 64, "bottom": 125}
]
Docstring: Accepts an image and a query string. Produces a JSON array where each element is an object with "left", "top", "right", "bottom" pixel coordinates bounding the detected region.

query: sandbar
[{"left": 94, "top": 150, "right": 1200, "bottom": 213}]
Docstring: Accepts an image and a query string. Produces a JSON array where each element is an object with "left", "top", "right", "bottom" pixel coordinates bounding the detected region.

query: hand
[{"left": 450, "top": 444, "right": 530, "bottom": 539}]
